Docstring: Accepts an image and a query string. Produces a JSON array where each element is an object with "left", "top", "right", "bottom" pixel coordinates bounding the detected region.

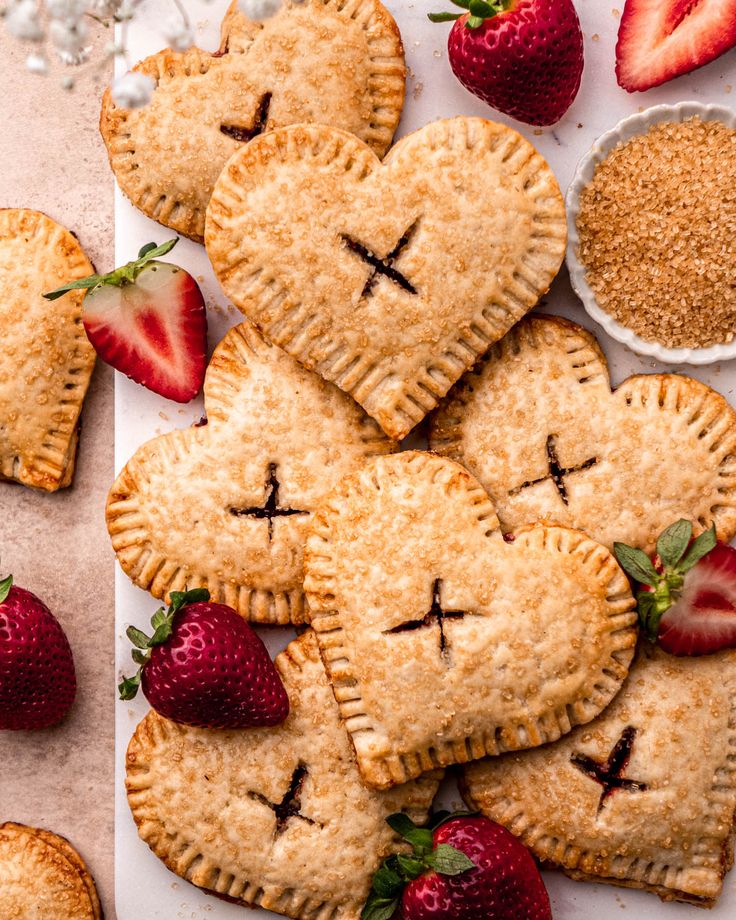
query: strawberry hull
[{"left": 445, "top": 0, "right": 584, "bottom": 126}]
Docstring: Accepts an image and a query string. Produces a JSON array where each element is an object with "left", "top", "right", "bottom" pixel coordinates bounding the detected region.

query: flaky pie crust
[
  {"left": 304, "top": 451, "right": 638, "bottom": 789},
  {"left": 461, "top": 646, "right": 736, "bottom": 908},
  {"left": 100, "top": 0, "right": 405, "bottom": 241},
  {"left": 0, "top": 822, "right": 102, "bottom": 919},
  {"left": 106, "top": 322, "right": 394, "bottom": 624},
  {"left": 430, "top": 315, "right": 736, "bottom": 554},
  {"left": 205, "top": 117, "right": 567, "bottom": 439},
  {"left": 0, "top": 209, "right": 96, "bottom": 492},
  {"left": 126, "top": 631, "right": 439, "bottom": 920}
]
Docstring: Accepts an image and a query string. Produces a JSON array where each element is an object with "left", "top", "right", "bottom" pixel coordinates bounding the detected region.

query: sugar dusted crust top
[
  {"left": 126, "top": 631, "right": 439, "bottom": 919},
  {"left": 206, "top": 117, "right": 567, "bottom": 439},
  {"left": 430, "top": 314, "right": 736, "bottom": 554},
  {"left": 305, "top": 451, "right": 637, "bottom": 789},
  {"left": 0, "top": 823, "right": 101, "bottom": 919},
  {"left": 0, "top": 208, "right": 96, "bottom": 492},
  {"left": 100, "top": 0, "right": 405, "bottom": 241},
  {"left": 462, "top": 647, "right": 736, "bottom": 908}
]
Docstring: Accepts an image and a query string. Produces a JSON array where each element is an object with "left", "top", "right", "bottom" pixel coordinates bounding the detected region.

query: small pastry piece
[
  {"left": 206, "top": 117, "right": 566, "bottom": 440},
  {"left": 126, "top": 631, "right": 440, "bottom": 919},
  {"left": 100, "top": 0, "right": 405, "bottom": 241},
  {"left": 0, "top": 822, "right": 101, "bottom": 919},
  {"left": 461, "top": 645, "right": 736, "bottom": 908},
  {"left": 304, "top": 451, "right": 638, "bottom": 790},
  {"left": 0, "top": 209, "right": 96, "bottom": 491},
  {"left": 430, "top": 314, "right": 736, "bottom": 554},
  {"left": 107, "top": 322, "right": 394, "bottom": 625}
]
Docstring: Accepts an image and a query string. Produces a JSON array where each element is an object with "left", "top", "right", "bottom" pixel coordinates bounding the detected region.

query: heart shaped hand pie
[
  {"left": 107, "top": 322, "right": 393, "bottom": 625},
  {"left": 304, "top": 451, "right": 638, "bottom": 790},
  {"left": 0, "top": 209, "right": 96, "bottom": 492},
  {"left": 461, "top": 646, "right": 736, "bottom": 908},
  {"left": 0, "top": 823, "right": 101, "bottom": 919},
  {"left": 100, "top": 0, "right": 405, "bottom": 242},
  {"left": 126, "top": 631, "right": 439, "bottom": 919},
  {"left": 431, "top": 315, "right": 736, "bottom": 553},
  {"left": 206, "top": 118, "right": 567, "bottom": 439}
]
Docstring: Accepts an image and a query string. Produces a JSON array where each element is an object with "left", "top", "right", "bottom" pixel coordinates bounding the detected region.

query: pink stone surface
[{"left": 0, "top": 31, "right": 115, "bottom": 917}]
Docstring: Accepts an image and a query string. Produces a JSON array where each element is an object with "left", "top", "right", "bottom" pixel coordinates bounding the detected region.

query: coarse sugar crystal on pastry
[
  {"left": 106, "top": 321, "right": 394, "bottom": 626},
  {"left": 126, "top": 630, "right": 440, "bottom": 920},
  {"left": 430, "top": 314, "right": 736, "bottom": 554},
  {"left": 0, "top": 208, "right": 96, "bottom": 492},
  {"left": 0, "top": 822, "right": 102, "bottom": 920},
  {"left": 461, "top": 645, "right": 736, "bottom": 908},
  {"left": 304, "top": 451, "right": 638, "bottom": 790},
  {"left": 205, "top": 116, "right": 567, "bottom": 440},
  {"left": 100, "top": 0, "right": 406, "bottom": 242}
]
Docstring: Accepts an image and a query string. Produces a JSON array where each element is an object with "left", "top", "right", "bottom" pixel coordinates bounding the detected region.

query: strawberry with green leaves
[
  {"left": 429, "top": 0, "right": 584, "bottom": 126},
  {"left": 120, "top": 588, "right": 289, "bottom": 729},
  {"left": 45, "top": 238, "right": 207, "bottom": 403},
  {"left": 614, "top": 520, "right": 736, "bottom": 656},
  {"left": 363, "top": 812, "right": 552, "bottom": 920}
]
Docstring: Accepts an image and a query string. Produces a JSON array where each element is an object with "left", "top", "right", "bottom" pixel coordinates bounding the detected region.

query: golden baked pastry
[
  {"left": 461, "top": 645, "right": 736, "bottom": 908},
  {"left": 0, "top": 209, "right": 96, "bottom": 492},
  {"left": 126, "top": 631, "right": 439, "bottom": 919},
  {"left": 100, "top": 0, "right": 405, "bottom": 242},
  {"left": 304, "top": 451, "right": 638, "bottom": 790},
  {"left": 205, "top": 117, "right": 567, "bottom": 440},
  {"left": 430, "top": 315, "right": 736, "bottom": 554},
  {"left": 0, "top": 822, "right": 101, "bottom": 919},
  {"left": 107, "top": 322, "right": 393, "bottom": 625}
]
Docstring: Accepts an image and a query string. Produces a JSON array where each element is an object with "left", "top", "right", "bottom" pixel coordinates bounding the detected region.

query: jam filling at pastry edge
[
  {"left": 230, "top": 463, "right": 308, "bottom": 541},
  {"left": 341, "top": 220, "right": 420, "bottom": 298},
  {"left": 508, "top": 434, "right": 598, "bottom": 506},
  {"left": 248, "top": 763, "right": 318, "bottom": 835},
  {"left": 384, "top": 578, "right": 470, "bottom": 662},
  {"left": 571, "top": 726, "right": 648, "bottom": 814},
  {"left": 220, "top": 92, "right": 273, "bottom": 144}
]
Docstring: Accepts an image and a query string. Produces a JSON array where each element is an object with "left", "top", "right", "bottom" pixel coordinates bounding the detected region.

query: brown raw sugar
[{"left": 576, "top": 117, "right": 736, "bottom": 349}]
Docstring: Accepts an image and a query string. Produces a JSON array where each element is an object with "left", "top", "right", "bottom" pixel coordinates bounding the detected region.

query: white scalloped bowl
[{"left": 566, "top": 101, "right": 736, "bottom": 366}]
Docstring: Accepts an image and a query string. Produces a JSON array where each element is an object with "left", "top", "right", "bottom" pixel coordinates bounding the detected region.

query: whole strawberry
[
  {"left": 362, "top": 813, "right": 552, "bottom": 920},
  {"left": 119, "top": 589, "right": 289, "bottom": 728},
  {"left": 0, "top": 575, "right": 77, "bottom": 730},
  {"left": 45, "top": 238, "right": 207, "bottom": 403},
  {"left": 615, "top": 519, "right": 736, "bottom": 656},
  {"left": 429, "top": 0, "right": 584, "bottom": 126}
]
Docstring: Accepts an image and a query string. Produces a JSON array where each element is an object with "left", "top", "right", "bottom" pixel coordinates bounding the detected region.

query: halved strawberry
[
  {"left": 616, "top": 0, "right": 736, "bottom": 93},
  {"left": 614, "top": 520, "right": 736, "bottom": 656},
  {"left": 45, "top": 239, "right": 207, "bottom": 403}
]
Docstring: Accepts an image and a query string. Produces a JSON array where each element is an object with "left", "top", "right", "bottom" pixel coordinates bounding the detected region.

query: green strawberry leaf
[
  {"left": 613, "top": 543, "right": 660, "bottom": 587},
  {"left": 126, "top": 625, "right": 151, "bottom": 649},
  {"left": 396, "top": 854, "right": 425, "bottom": 880},
  {"left": 361, "top": 895, "right": 399, "bottom": 920},
  {"left": 149, "top": 622, "right": 174, "bottom": 646},
  {"left": 678, "top": 525, "right": 717, "bottom": 574},
  {"left": 131, "top": 649, "right": 150, "bottom": 666},
  {"left": 135, "top": 238, "right": 178, "bottom": 264},
  {"left": 636, "top": 591, "right": 661, "bottom": 642},
  {"left": 371, "top": 860, "right": 404, "bottom": 898},
  {"left": 137, "top": 242, "right": 158, "bottom": 259},
  {"left": 428, "top": 11, "right": 463, "bottom": 21},
  {"left": 656, "top": 519, "right": 693, "bottom": 569},
  {"left": 43, "top": 275, "right": 107, "bottom": 300},
  {"left": 466, "top": 14, "right": 484, "bottom": 27},
  {"left": 424, "top": 843, "right": 476, "bottom": 876},
  {"left": 169, "top": 587, "right": 210, "bottom": 613},
  {"left": 150, "top": 607, "right": 168, "bottom": 630},
  {"left": 387, "top": 813, "right": 433, "bottom": 852},
  {"left": 0, "top": 574, "right": 13, "bottom": 604},
  {"left": 118, "top": 673, "right": 141, "bottom": 701}
]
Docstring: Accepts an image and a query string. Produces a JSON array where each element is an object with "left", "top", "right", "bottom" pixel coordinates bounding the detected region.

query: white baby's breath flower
[
  {"left": 238, "top": 0, "right": 282, "bottom": 21},
  {"left": 111, "top": 71, "right": 155, "bottom": 109},
  {"left": 162, "top": 15, "right": 193, "bottom": 52},
  {"left": 25, "top": 51, "right": 47, "bottom": 74},
  {"left": 49, "top": 16, "right": 90, "bottom": 63},
  {"left": 46, "top": 0, "right": 87, "bottom": 22},
  {"left": 5, "top": 0, "right": 43, "bottom": 41}
]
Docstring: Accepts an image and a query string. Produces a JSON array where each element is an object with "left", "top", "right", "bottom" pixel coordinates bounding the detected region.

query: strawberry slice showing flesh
[
  {"left": 83, "top": 262, "right": 207, "bottom": 403},
  {"left": 658, "top": 542, "right": 736, "bottom": 655},
  {"left": 616, "top": 0, "right": 736, "bottom": 92}
]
